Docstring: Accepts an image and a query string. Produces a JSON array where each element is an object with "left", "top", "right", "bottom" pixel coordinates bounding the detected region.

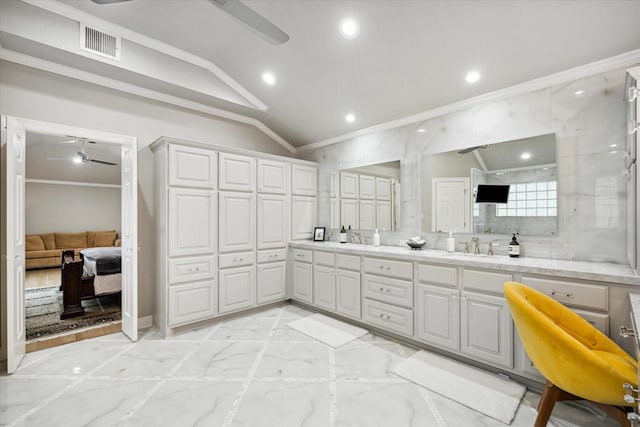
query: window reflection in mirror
[
  {"left": 331, "top": 161, "right": 401, "bottom": 231},
  {"left": 422, "top": 133, "right": 557, "bottom": 236}
]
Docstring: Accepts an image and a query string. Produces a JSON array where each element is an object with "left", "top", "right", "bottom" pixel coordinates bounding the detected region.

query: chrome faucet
[
  {"left": 471, "top": 237, "right": 480, "bottom": 255},
  {"left": 488, "top": 241, "right": 499, "bottom": 256}
]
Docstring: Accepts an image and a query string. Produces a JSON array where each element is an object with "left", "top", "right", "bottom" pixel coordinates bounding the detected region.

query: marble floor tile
[
  {"left": 254, "top": 342, "right": 330, "bottom": 379},
  {"left": 231, "top": 381, "right": 331, "bottom": 427},
  {"left": 0, "top": 377, "right": 73, "bottom": 425},
  {"left": 206, "top": 317, "right": 275, "bottom": 341},
  {"left": 171, "top": 341, "right": 264, "bottom": 379},
  {"left": 122, "top": 380, "right": 243, "bottom": 427}
]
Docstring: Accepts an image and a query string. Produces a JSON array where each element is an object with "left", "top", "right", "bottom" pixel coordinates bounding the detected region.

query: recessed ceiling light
[
  {"left": 417, "top": 128, "right": 426, "bottom": 133},
  {"left": 261, "top": 71, "right": 276, "bottom": 86},
  {"left": 345, "top": 113, "right": 356, "bottom": 123},
  {"left": 465, "top": 70, "right": 481, "bottom": 83},
  {"left": 340, "top": 18, "right": 360, "bottom": 39},
  {"left": 575, "top": 90, "right": 584, "bottom": 96},
  {"left": 520, "top": 152, "right": 531, "bottom": 160},
  {"left": 610, "top": 144, "right": 617, "bottom": 148}
]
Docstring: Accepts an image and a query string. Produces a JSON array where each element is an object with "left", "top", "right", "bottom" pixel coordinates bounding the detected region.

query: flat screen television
[{"left": 475, "top": 184, "right": 510, "bottom": 203}]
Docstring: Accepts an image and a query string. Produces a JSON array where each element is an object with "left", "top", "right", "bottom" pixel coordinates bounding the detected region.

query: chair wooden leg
[
  {"left": 536, "top": 381, "right": 561, "bottom": 427},
  {"left": 591, "top": 403, "right": 631, "bottom": 427}
]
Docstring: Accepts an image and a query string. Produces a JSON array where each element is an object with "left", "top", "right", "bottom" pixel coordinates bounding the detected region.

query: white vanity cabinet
[
  {"left": 291, "top": 248, "right": 313, "bottom": 303},
  {"left": 314, "top": 264, "right": 336, "bottom": 311},
  {"left": 312, "top": 252, "right": 362, "bottom": 319},
  {"left": 257, "top": 259, "right": 287, "bottom": 305}
]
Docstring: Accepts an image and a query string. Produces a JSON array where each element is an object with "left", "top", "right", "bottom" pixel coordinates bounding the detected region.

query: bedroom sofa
[{"left": 25, "top": 230, "right": 121, "bottom": 270}]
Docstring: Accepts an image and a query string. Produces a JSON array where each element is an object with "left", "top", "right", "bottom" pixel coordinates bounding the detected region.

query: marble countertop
[{"left": 289, "top": 241, "right": 640, "bottom": 286}]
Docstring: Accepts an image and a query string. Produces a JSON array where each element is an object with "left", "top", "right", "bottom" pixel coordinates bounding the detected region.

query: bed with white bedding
[{"left": 80, "top": 247, "right": 122, "bottom": 296}]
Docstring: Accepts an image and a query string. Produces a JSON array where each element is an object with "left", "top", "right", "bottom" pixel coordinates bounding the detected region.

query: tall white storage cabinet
[
  {"left": 154, "top": 144, "right": 218, "bottom": 336},
  {"left": 291, "top": 164, "right": 318, "bottom": 240}
]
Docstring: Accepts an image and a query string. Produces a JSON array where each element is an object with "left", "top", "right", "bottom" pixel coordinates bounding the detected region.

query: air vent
[{"left": 80, "top": 23, "right": 121, "bottom": 61}]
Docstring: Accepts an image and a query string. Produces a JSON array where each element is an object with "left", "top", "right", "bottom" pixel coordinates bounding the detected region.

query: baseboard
[{"left": 138, "top": 315, "right": 153, "bottom": 329}]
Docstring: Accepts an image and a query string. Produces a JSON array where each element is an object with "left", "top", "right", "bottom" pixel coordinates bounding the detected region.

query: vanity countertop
[{"left": 289, "top": 241, "right": 640, "bottom": 286}]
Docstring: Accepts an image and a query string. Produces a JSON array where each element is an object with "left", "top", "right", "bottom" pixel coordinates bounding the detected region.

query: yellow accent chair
[{"left": 504, "top": 281, "right": 638, "bottom": 427}]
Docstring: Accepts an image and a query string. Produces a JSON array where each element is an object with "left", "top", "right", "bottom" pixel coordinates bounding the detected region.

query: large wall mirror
[
  {"left": 330, "top": 161, "right": 402, "bottom": 231},
  {"left": 421, "top": 133, "right": 557, "bottom": 236}
]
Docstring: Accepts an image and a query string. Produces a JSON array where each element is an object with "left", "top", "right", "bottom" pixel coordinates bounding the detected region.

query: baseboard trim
[{"left": 138, "top": 315, "right": 153, "bottom": 329}]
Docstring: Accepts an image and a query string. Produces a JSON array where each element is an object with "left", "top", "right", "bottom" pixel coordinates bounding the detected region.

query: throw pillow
[
  {"left": 95, "top": 231, "right": 117, "bottom": 247},
  {"left": 25, "top": 235, "right": 45, "bottom": 251},
  {"left": 55, "top": 232, "right": 88, "bottom": 249}
]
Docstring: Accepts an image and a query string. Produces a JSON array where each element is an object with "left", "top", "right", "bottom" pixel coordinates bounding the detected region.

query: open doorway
[
  {"left": 24, "top": 132, "right": 123, "bottom": 347},
  {"left": 3, "top": 116, "right": 138, "bottom": 373}
]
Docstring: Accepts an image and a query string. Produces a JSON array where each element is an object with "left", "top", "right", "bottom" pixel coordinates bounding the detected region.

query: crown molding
[
  {"left": 298, "top": 49, "right": 640, "bottom": 153},
  {"left": 0, "top": 48, "right": 297, "bottom": 154},
  {"left": 21, "top": 0, "right": 268, "bottom": 111},
  {"left": 26, "top": 179, "right": 121, "bottom": 189}
]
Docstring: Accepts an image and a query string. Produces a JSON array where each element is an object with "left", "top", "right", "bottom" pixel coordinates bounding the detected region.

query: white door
[
  {"left": 432, "top": 178, "right": 470, "bottom": 233},
  {"left": 359, "top": 175, "right": 376, "bottom": 199},
  {"left": 314, "top": 265, "right": 336, "bottom": 311},
  {"left": 219, "top": 192, "right": 256, "bottom": 252},
  {"left": 257, "top": 262, "right": 286, "bottom": 304},
  {"left": 359, "top": 200, "right": 376, "bottom": 230},
  {"left": 257, "top": 159, "right": 287, "bottom": 194},
  {"left": 340, "top": 172, "right": 359, "bottom": 198},
  {"left": 375, "top": 177, "right": 391, "bottom": 200},
  {"left": 416, "top": 284, "right": 459, "bottom": 352},
  {"left": 291, "top": 164, "right": 317, "bottom": 196},
  {"left": 340, "top": 199, "right": 359, "bottom": 230},
  {"left": 376, "top": 200, "right": 392, "bottom": 231},
  {"left": 219, "top": 266, "right": 255, "bottom": 313},
  {"left": 291, "top": 196, "right": 317, "bottom": 240},
  {"left": 219, "top": 152, "right": 255, "bottom": 192},
  {"left": 120, "top": 142, "right": 139, "bottom": 340},
  {"left": 257, "top": 194, "right": 287, "bottom": 249},
  {"left": 330, "top": 198, "right": 340, "bottom": 229},
  {"left": 336, "top": 270, "right": 361, "bottom": 319},
  {"left": 5, "top": 116, "right": 26, "bottom": 373},
  {"left": 169, "top": 188, "right": 217, "bottom": 257}
]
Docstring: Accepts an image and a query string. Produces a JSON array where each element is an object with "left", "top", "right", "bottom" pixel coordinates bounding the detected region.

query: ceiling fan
[
  {"left": 458, "top": 145, "right": 488, "bottom": 155},
  {"left": 90, "top": 0, "right": 289, "bottom": 45},
  {"left": 48, "top": 139, "right": 118, "bottom": 166}
]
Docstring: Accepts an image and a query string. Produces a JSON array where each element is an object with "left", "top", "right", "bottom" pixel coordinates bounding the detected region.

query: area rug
[
  {"left": 25, "top": 285, "right": 121, "bottom": 340},
  {"left": 391, "top": 350, "right": 526, "bottom": 425},
  {"left": 286, "top": 313, "right": 368, "bottom": 348}
]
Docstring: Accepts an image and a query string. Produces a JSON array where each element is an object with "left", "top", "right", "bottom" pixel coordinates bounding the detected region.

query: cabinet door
[
  {"left": 257, "top": 261, "right": 286, "bottom": 305},
  {"left": 219, "top": 152, "right": 255, "bottom": 192},
  {"left": 168, "top": 280, "right": 217, "bottom": 326},
  {"left": 460, "top": 291, "right": 513, "bottom": 368},
  {"left": 314, "top": 265, "right": 336, "bottom": 311},
  {"left": 416, "top": 284, "right": 459, "bottom": 352},
  {"left": 291, "top": 164, "right": 317, "bottom": 196},
  {"left": 360, "top": 200, "right": 376, "bottom": 230},
  {"left": 329, "top": 172, "right": 338, "bottom": 198},
  {"left": 219, "top": 192, "right": 256, "bottom": 252},
  {"left": 292, "top": 261, "right": 313, "bottom": 303},
  {"left": 376, "top": 201, "right": 392, "bottom": 231},
  {"left": 330, "top": 198, "right": 340, "bottom": 229},
  {"left": 257, "top": 194, "right": 287, "bottom": 249},
  {"left": 168, "top": 145, "right": 216, "bottom": 189},
  {"left": 168, "top": 188, "right": 216, "bottom": 257},
  {"left": 376, "top": 177, "right": 391, "bottom": 200},
  {"left": 340, "top": 172, "right": 359, "bottom": 199},
  {"left": 359, "top": 175, "right": 376, "bottom": 199},
  {"left": 337, "top": 270, "right": 361, "bottom": 319},
  {"left": 291, "top": 196, "right": 317, "bottom": 240},
  {"left": 219, "top": 265, "right": 255, "bottom": 314},
  {"left": 257, "top": 159, "right": 287, "bottom": 194},
  {"left": 340, "top": 199, "right": 359, "bottom": 230}
]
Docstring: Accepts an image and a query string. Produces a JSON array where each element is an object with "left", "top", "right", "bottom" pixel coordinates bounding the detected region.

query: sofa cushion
[
  {"left": 26, "top": 249, "right": 60, "bottom": 259},
  {"left": 25, "top": 235, "right": 45, "bottom": 251},
  {"left": 41, "top": 233, "right": 56, "bottom": 250},
  {"left": 55, "top": 232, "right": 88, "bottom": 249},
  {"left": 87, "top": 230, "right": 116, "bottom": 247},
  {"left": 95, "top": 231, "right": 118, "bottom": 247}
]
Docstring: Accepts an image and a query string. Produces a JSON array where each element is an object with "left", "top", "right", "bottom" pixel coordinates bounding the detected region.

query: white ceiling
[{"left": 3, "top": 0, "right": 640, "bottom": 149}]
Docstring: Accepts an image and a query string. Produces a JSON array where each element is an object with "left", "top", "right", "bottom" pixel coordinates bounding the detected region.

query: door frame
[{"left": 2, "top": 116, "right": 138, "bottom": 371}]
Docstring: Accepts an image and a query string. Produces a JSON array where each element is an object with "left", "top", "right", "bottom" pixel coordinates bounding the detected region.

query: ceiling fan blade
[
  {"left": 210, "top": 0, "right": 289, "bottom": 45},
  {"left": 90, "top": 0, "right": 132, "bottom": 4},
  {"left": 47, "top": 157, "right": 74, "bottom": 161},
  {"left": 458, "top": 145, "right": 488, "bottom": 155},
  {"left": 89, "top": 158, "right": 118, "bottom": 166}
]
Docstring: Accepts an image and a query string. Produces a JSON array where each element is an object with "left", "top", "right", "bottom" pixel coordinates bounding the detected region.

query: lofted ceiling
[{"left": 2, "top": 0, "right": 640, "bottom": 150}]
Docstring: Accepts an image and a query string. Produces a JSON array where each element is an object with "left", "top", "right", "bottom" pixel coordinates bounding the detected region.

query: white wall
[
  {"left": 0, "top": 59, "right": 295, "bottom": 343},
  {"left": 25, "top": 182, "right": 121, "bottom": 236}
]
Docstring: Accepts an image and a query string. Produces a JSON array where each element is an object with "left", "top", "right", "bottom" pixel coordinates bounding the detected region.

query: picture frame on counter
[{"left": 313, "top": 227, "right": 326, "bottom": 241}]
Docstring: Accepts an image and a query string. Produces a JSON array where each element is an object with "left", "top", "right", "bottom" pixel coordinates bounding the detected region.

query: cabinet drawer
[
  {"left": 363, "top": 299, "right": 413, "bottom": 336},
  {"left": 314, "top": 251, "right": 335, "bottom": 267},
  {"left": 463, "top": 269, "right": 513, "bottom": 294},
  {"left": 257, "top": 248, "right": 287, "bottom": 264},
  {"left": 219, "top": 251, "right": 255, "bottom": 268},
  {"left": 522, "top": 276, "right": 609, "bottom": 311},
  {"left": 291, "top": 248, "right": 313, "bottom": 263},
  {"left": 168, "top": 256, "right": 216, "bottom": 284},
  {"left": 419, "top": 264, "right": 457, "bottom": 287},
  {"left": 168, "top": 280, "right": 217, "bottom": 326},
  {"left": 363, "top": 257, "right": 413, "bottom": 280},
  {"left": 336, "top": 254, "right": 360, "bottom": 271},
  {"left": 363, "top": 274, "right": 413, "bottom": 308}
]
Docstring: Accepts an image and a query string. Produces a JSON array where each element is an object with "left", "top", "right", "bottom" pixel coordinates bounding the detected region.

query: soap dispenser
[
  {"left": 340, "top": 225, "right": 347, "bottom": 243},
  {"left": 508, "top": 233, "right": 520, "bottom": 258},
  {"left": 373, "top": 228, "right": 380, "bottom": 247},
  {"left": 446, "top": 229, "right": 455, "bottom": 252}
]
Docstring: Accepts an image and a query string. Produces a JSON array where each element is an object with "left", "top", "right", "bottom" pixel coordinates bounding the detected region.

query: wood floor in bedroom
[{"left": 24, "top": 267, "right": 60, "bottom": 289}]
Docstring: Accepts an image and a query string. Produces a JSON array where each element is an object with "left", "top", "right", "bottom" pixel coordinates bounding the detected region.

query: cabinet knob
[{"left": 620, "top": 326, "right": 636, "bottom": 338}]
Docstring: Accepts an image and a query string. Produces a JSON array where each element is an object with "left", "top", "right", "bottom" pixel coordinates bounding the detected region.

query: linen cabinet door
[
  {"left": 219, "top": 152, "right": 255, "bottom": 192},
  {"left": 168, "top": 145, "right": 216, "bottom": 188},
  {"left": 291, "top": 164, "right": 317, "bottom": 196},
  {"left": 340, "top": 172, "right": 358, "bottom": 199},
  {"left": 376, "top": 201, "right": 392, "bottom": 231},
  {"left": 375, "top": 177, "right": 391, "bottom": 200},
  {"left": 219, "top": 192, "right": 256, "bottom": 252},
  {"left": 257, "top": 262, "right": 286, "bottom": 305},
  {"left": 168, "top": 188, "right": 216, "bottom": 257},
  {"left": 219, "top": 265, "right": 255, "bottom": 314},
  {"left": 291, "top": 196, "right": 317, "bottom": 240},
  {"left": 257, "top": 194, "right": 287, "bottom": 249},
  {"left": 359, "top": 200, "right": 376, "bottom": 230},
  {"left": 168, "top": 280, "right": 217, "bottom": 326},
  {"left": 257, "top": 159, "right": 287, "bottom": 194},
  {"left": 359, "top": 175, "right": 376, "bottom": 199},
  {"left": 336, "top": 270, "right": 361, "bottom": 319},
  {"left": 415, "top": 284, "right": 459, "bottom": 352},
  {"left": 340, "top": 199, "right": 359, "bottom": 230}
]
